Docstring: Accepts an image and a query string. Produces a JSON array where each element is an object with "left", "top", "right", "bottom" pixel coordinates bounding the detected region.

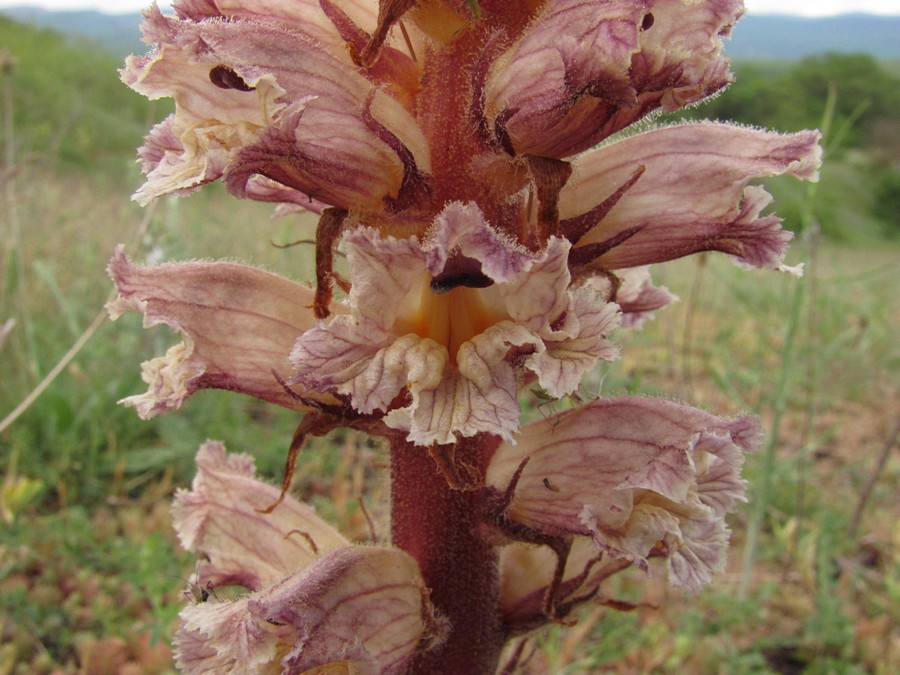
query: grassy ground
[
  {"left": 2, "top": 17, "right": 899, "bottom": 675},
  {"left": 2, "top": 154, "right": 897, "bottom": 674}
]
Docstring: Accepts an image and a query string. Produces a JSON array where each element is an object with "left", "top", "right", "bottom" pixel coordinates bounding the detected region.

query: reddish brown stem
[{"left": 391, "top": 434, "right": 504, "bottom": 674}]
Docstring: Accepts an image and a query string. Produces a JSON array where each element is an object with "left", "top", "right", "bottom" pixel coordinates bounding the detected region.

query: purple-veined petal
[
  {"left": 292, "top": 316, "right": 533, "bottom": 446},
  {"left": 692, "top": 425, "right": 755, "bottom": 516},
  {"left": 485, "top": 0, "right": 643, "bottom": 158},
  {"left": 175, "top": 596, "right": 276, "bottom": 674},
  {"left": 293, "top": 318, "right": 448, "bottom": 418},
  {"left": 485, "top": 397, "right": 760, "bottom": 589},
  {"left": 224, "top": 89, "right": 428, "bottom": 211},
  {"left": 123, "top": 7, "right": 287, "bottom": 204},
  {"left": 133, "top": 115, "right": 225, "bottom": 203},
  {"left": 172, "top": 441, "right": 348, "bottom": 591},
  {"left": 388, "top": 322, "right": 541, "bottom": 445},
  {"left": 484, "top": 0, "right": 744, "bottom": 158},
  {"left": 422, "top": 202, "right": 536, "bottom": 283},
  {"left": 107, "top": 246, "right": 341, "bottom": 418},
  {"left": 560, "top": 123, "right": 822, "bottom": 270},
  {"left": 242, "top": 174, "right": 330, "bottom": 215},
  {"left": 173, "top": 0, "right": 417, "bottom": 64},
  {"left": 173, "top": 0, "right": 378, "bottom": 48},
  {"left": 665, "top": 505, "right": 733, "bottom": 590},
  {"left": 288, "top": 224, "right": 445, "bottom": 416},
  {"left": 627, "top": 0, "right": 743, "bottom": 116},
  {"left": 496, "top": 234, "right": 574, "bottom": 336},
  {"left": 175, "top": 546, "right": 443, "bottom": 675},
  {"left": 526, "top": 279, "right": 621, "bottom": 398},
  {"left": 340, "top": 225, "right": 428, "bottom": 328}
]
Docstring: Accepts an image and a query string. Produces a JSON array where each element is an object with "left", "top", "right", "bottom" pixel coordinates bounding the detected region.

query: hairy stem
[{"left": 391, "top": 434, "right": 504, "bottom": 674}]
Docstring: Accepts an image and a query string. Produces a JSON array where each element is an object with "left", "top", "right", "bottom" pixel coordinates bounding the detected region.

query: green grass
[
  {"left": 0, "top": 15, "right": 162, "bottom": 181},
  {"left": 5, "top": 189, "right": 889, "bottom": 673},
  {"left": 1, "top": 16, "right": 899, "bottom": 675}
]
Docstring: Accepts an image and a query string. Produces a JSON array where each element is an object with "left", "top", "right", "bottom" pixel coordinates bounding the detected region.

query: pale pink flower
[
  {"left": 559, "top": 123, "right": 820, "bottom": 274},
  {"left": 487, "top": 397, "right": 759, "bottom": 623},
  {"left": 290, "top": 202, "right": 620, "bottom": 445},
  {"left": 482, "top": 0, "right": 741, "bottom": 158},
  {"left": 123, "top": 2, "right": 426, "bottom": 209},
  {"left": 172, "top": 441, "right": 445, "bottom": 674}
]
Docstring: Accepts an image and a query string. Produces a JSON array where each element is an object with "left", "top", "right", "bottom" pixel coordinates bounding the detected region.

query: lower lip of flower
[{"left": 395, "top": 282, "right": 495, "bottom": 365}]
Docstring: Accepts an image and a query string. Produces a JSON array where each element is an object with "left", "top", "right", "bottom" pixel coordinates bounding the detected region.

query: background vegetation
[{"left": 1, "top": 15, "right": 898, "bottom": 674}]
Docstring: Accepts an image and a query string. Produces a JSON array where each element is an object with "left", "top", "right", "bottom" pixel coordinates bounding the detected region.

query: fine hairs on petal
[{"left": 559, "top": 122, "right": 822, "bottom": 271}]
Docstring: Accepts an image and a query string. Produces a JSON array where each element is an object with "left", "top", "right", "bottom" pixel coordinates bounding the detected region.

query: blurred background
[{"left": 0, "top": 2, "right": 898, "bottom": 673}]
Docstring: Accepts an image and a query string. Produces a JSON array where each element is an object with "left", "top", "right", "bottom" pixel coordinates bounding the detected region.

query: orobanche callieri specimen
[{"left": 109, "top": 0, "right": 821, "bottom": 672}]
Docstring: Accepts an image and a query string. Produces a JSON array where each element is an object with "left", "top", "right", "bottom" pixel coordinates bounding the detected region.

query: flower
[
  {"left": 106, "top": 246, "right": 344, "bottom": 419},
  {"left": 290, "top": 202, "right": 620, "bottom": 446},
  {"left": 559, "top": 123, "right": 820, "bottom": 274},
  {"left": 172, "top": 441, "right": 445, "bottom": 674},
  {"left": 486, "top": 397, "right": 759, "bottom": 630},
  {"left": 122, "top": 1, "right": 427, "bottom": 210}
]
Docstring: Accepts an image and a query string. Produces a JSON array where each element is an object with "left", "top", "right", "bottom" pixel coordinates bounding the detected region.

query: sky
[{"left": 0, "top": 0, "right": 897, "bottom": 16}]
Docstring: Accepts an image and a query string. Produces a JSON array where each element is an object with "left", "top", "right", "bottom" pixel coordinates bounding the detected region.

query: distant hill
[
  {"left": 0, "top": 6, "right": 899, "bottom": 61},
  {"left": 0, "top": 14, "right": 160, "bottom": 175},
  {"left": 728, "top": 13, "right": 900, "bottom": 60},
  {"left": 0, "top": 7, "right": 145, "bottom": 57}
]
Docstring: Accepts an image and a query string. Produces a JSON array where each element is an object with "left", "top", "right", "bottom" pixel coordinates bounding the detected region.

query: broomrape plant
[{"left": 109, "top": 1, "right": 821, "bottom": 672}]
